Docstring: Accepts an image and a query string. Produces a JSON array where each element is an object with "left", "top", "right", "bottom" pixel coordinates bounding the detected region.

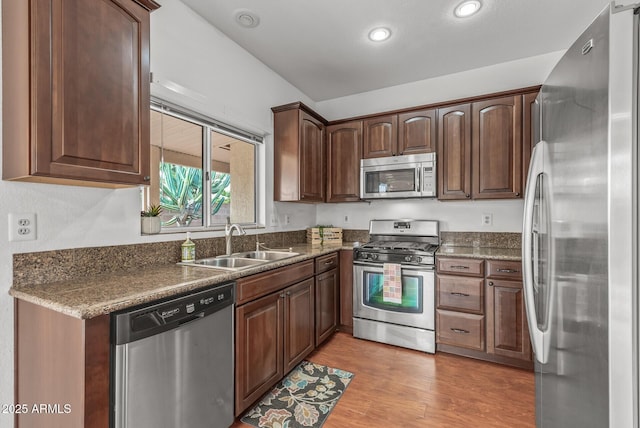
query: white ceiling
[{"left": 181, "top": 0, "right": 610, "bottom": 101}]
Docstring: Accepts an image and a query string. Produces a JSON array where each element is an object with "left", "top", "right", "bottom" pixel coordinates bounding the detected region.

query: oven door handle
[{"left": 353, "top": 261, "right": 434, "bottom": 271}]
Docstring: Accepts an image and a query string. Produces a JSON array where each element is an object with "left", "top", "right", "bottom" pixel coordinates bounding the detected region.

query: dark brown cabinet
[
  {"left": 2, "top": 0, "right": 159, "bottom": 187},
  {"left": 472, "top": 96, "right": 523, "bottom": 199},
  {"left": 364, "top": 110, "right": 435, "bottom": 159},
  {"left": 284, "top": 279, "right": 316, "bottom": 372},
  {"left": 485, "top": 260, "right": 531, "bottom": 363},
  {"left": 438, "top": 94, "right": 527, "bottom": 201},
  {"left": 436, "top": 257, "right": 532, "bottom": 369},
  {"left": 522, "top": 91, "right": 539, "bottom": 192},
  {"left": 272, "top": 103, "right": 326, "bottom": 202},
  {"left": 235, "top": 260, "right": 315, "bottom": 415},
  {"left": 15, "top": 300, "right": 110, "bottom": 428},
  {"left": 363, "top": 114, "right": 397, "bottom": 158},
  {"left": 326, "top": 121, "right": 362, "bottom": 202},
  {"left": 315, "top": 268, "right": 339, "bottom": 346},
  {"left": 339, "top": 249, "right": 354, "bottom": 334},
  {"left": 398, "top": 109, "right": 437, "bottom": 155},
  {"left": 437, "top": 104, "right": 472, "bottom": 200}
]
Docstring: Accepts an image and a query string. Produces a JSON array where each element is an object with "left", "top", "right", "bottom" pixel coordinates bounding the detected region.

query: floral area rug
[{"left": 240, "top": 361, "right": 354, "bottom": 428}]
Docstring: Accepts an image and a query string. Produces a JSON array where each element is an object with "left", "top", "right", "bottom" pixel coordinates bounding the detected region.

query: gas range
[{"left": 354, "top": 219, "right": 439, "bottom": 267}]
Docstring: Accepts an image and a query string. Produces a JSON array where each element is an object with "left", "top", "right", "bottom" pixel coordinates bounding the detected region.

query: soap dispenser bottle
[{"left": 181, "top": 232, "right": 196, "bottom": 262}]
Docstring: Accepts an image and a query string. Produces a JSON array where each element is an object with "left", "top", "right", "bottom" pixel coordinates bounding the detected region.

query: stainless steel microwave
[{"left": 360, "top": 153, "right": 436, "bottom": 199}]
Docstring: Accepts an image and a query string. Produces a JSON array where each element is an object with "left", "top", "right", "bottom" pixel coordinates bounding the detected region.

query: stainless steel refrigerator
[{"left": 522, "top": 2, "right": 638, "bottom": 427}]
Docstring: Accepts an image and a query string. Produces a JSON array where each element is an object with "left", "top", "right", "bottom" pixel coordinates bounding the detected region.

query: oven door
[{"left": 353, "top": 261, "right": 434, "bottom": 330}]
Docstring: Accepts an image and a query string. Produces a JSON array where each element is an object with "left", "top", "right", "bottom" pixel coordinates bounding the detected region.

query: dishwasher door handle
[{"left": 178, "top": 311, "right": 205, "bottom": 326}]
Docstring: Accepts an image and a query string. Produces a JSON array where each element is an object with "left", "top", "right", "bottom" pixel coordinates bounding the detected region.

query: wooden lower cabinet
[
  {"left": 284, "top": 279, "right": 316, "bottom": 372},
  {"left": 235, "top": 254, "right": 341, "bottom": 416},
  {"left": 486, "top": 279, "right": 531, "bottom": 361},
  {"left": 315, "top": 268, "right": 338, "bottom": 346},
  {"left": 436, "top": 257, "right": 532, "bottom": 369},
  {"left": 15, "top": 300, "right": 110, "bottom": 428},
  {"left": 339, "top": 250, "right": 354, "bottom": 333}
]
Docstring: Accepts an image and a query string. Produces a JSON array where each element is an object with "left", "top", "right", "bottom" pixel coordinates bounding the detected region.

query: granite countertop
[
  {"left": 9, "top": 243, "right": 357, "bottom": 320},
  {"left": 436, "top": 246, "right": 522, "bottom": 261}
]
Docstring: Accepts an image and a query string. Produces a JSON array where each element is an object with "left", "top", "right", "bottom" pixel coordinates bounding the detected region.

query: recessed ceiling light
[
  {"left": 234, "top": 9, "right": 260, "bottom": 28},
  {"left": 368, "top": 27, "right": 391, "bottom": 42},
  {"left": 454, "top": 0, "right": 482, "bottom": 18}
]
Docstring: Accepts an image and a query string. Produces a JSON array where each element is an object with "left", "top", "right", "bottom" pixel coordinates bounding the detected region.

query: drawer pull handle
[
  {"left": 450, "top": 265, "right": 470, "bottom": 270},
  {"left": 450, "top": 292, "right": 470, "bottom": 297},
  {"left": 324, "top": 260, "right": 335, "bottom": 265},
  {"left": 451, "top": 328, "right": 470, "bottom": 334},
  {"left": 496, "top": 268, "right": 519, "bottom": 273}
]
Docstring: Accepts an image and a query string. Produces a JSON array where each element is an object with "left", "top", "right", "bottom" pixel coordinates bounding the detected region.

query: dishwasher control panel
[{"left": 112, "top": 282, "right": 234, "bottom": 345}]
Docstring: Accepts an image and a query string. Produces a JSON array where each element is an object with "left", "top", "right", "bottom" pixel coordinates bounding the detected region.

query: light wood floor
[{"left": 233, "top": 332, "right": 535, "bottom": 428}]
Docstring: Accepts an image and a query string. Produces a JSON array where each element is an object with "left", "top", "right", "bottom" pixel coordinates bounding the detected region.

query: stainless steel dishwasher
[{"left": 112, "top": 282, "right": 234, "bottom": 428}]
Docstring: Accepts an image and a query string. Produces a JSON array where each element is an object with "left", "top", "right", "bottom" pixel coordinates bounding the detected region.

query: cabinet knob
[
  {"left": 516, "top": 192, "right": 520, "bottom": 196},
  {"left": 488, "top": 281, "right": 494, "bottom": 286},
  {"left": 286, "top": 291, "right": 291, "bottom": 296},
  {"left": 143, "top": 176, "right": 150, "bottom": 182},
  {"left": 466, "top": 194, "right": 470, "bottom": 198},
  {"left": 280, "top": 293, "right": 285, "bottom": 298}
]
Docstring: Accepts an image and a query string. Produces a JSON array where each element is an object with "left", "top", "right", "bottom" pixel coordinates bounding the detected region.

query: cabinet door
[
  {"left": 315, "top": 268, "right": 338, "bottom": 346},
  {"left": 25, "top": 0, "right": 153, "bottom": 185},
  {"left": 283, "top": 278, "right": 315, "bottom": 373},
  {"left": 339, "top": 250, "right": 354, "bottom": 333},
  {"left": 398, "top": 109, "right": 436, "bottom": 155},
  {"left": 235, "top": 292, "right": 284, "bottom": 415},
  {"left": 522, "top": 91, "right": 539, "bottom": 192},
  {"left": 472, "top": 96, "right": 523, "bottom": 199},
  {"left": 486, "top": 279, "right": 531, "bottom": 361},
  {"left": 437, "top": 104, "right": 472, "bottom": 200},
  {"left": 299, "top": 111, "right": 325, "bottom": 202},
  {"left": 363, "top": 115, "right": 398, "bottom": 158},
  {"left": 326, "top": 121, "right": 362, "bottom": 202}
]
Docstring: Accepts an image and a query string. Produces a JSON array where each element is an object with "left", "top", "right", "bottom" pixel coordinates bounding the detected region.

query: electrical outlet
[
  {"left": 9, "top": 213, "right": 37, "bottom": 241},
  {"left": 284, "top": 214, "right": 291, "bottom": 225},
  {"left": 344, "top": 215, "right": 349, "bottom": 223},
  {"left": 481, "top": 213, "right": 493, "bottom": 226},
  {"left": 270, "top": 215, "right": 278, "bottom": 226}
]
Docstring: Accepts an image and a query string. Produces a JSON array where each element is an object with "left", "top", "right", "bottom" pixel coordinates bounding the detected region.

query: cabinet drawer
[
  {"left": 437, "top": 258, "right": 484, "bottom": 277},
  {"left": 437, "top": 276, "right": 484, "bottom": 314},
  {"left": 236, "top": 260, "right": 314, "bottom": 305},
  {"left": 315, "top": 252, "right": 339, "bottom": 274},
  {"left": 486, "top": 260, "right": 522, "bottom": 280},
  {"left": 437, "top": 310, "right": 485, "bottom": 351}
]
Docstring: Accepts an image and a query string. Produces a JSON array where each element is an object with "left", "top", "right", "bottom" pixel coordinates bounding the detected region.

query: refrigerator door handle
[{"left": 522, "top": 141, "right": 549, "bottom": 364}]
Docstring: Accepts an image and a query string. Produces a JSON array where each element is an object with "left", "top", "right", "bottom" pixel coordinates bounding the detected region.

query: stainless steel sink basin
[
  {"left": 180, "top": 250, "right": 299, "bottom": 271},
  {"left": 182, "top": 257, "right": 265, "bottom": 271},
  {"left": 222, "top": 251, "right": 299, "bottom": 261}
]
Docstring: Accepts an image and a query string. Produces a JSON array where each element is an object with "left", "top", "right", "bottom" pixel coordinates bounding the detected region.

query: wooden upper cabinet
[
  {"left": 522, "top": 91, "right": 539, "bottom": 192},
  {"left": 326, "top": 121, "right": 362, "bottom": 203},
  {"left": 273, "top": 103, "right": 326, "bottom": 202},
  {"left": 472, "top": 96, "right": 523, "bottom": 199},
  {"left": 2, "top": 0, "right": 160, "bottom": 186},
  {"left": 398, "top": 109, "right": 436, "bottom": 155},
  {"left": 437, "top": 104, "right": 472, "bottom": 200},
  {"left": 364, "top": 110, "right": 435, "bottom": 159},
  {"left": 363, "top": 114, "right": 397, "bottom": 158}
]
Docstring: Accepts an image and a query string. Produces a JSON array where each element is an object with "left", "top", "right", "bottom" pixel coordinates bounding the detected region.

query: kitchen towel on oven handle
[{"left": 383, "top": 263, "right": 402, "bottom": 303}]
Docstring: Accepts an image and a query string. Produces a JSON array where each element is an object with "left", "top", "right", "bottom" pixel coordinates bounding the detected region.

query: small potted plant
[{"left": 141, "top": 204, "right": 163, "bottom": 234}]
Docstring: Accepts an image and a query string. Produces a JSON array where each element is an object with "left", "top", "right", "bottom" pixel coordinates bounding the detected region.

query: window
[{"left": 147, "top": 99, "right": 261, "bottom": 230}]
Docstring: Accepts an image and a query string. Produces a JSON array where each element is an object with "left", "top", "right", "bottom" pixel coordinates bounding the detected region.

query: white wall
[
  {"left": 314, "top": 52, "right": 564, "bottom": 233},
  {"left": 0, "top": 2, "right": 316, "bottom": 427}
]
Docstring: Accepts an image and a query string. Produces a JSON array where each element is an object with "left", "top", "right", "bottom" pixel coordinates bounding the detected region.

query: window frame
[{"left": 149, "top": 97, "right": 262, "bottom": 232}]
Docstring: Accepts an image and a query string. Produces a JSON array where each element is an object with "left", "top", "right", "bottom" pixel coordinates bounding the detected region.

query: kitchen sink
[
  {"left": 221, "top": 250, "right": 299, "bottom": 261},
  {"left": 182, "top": 257, "right": 266, "bottom": 271},
  {"left": 180, "top": 250, "right": 299, "bottom": 271}
]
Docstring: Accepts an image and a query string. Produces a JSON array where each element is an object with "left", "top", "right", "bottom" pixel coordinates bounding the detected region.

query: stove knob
[
  {"left": 417, "top": 257, "right": 422, "bottom": 263},
  {"left": 371, "top": 254, "right": 379, "bottom": 260},
  {"left": 404, "top": 256, "right": 412, "bottom": 262}
]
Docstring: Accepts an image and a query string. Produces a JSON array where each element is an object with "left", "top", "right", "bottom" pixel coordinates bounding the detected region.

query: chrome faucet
[{"left": 225, "top": 217, "right": 246, "bottom": 255}]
